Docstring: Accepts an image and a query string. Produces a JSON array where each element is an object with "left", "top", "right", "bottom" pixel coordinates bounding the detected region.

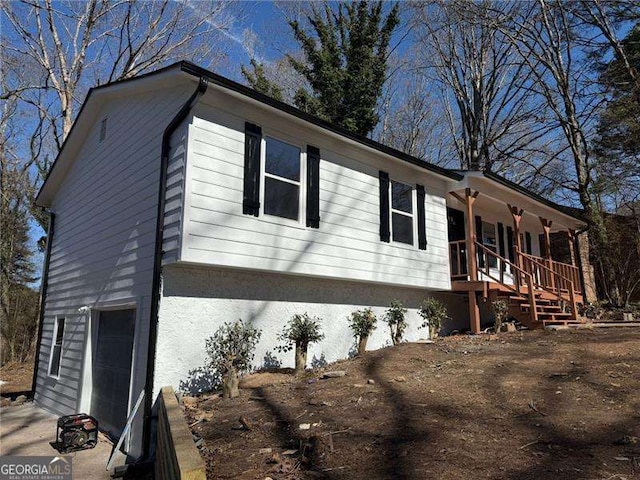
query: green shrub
[
  {"left": 385, "top": 300, "right": 408, "bottom": 345},
  {"left": 276, "top": 313, "right": 324, "bottom": 374},
  {"left": 491, "top": 299, "right": 509, "bottom": 333},
  {"left": 579, "top": 301, "right": 604, "bottom": 320},
  {"left": 205, "top": 319, "right": 261, "bottom": 398},
  {"left": 418, "top": 298, "right": 448, "bottom": 339},
  {"left": 348, "top": 308, "right": 377, "bottom": 354}
]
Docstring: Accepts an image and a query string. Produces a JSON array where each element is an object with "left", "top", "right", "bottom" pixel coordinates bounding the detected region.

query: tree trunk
[
  {"left": 223, "top": 366, "right": 239, "bottom": 399},
  {"left": 295, "top": 342, "right": 307, "bottom": 375},
  {"left": 393, "top": 328, "right": 402, "bottom": 346},
  {"left": 429, "top": 324, "right": 439, "bottom": 339},
  {"left": 585, "top": 206, "right": 622, "bottom": 306},
  {"left": 357, "top": 335, "right": 368, "bottom": 355}
]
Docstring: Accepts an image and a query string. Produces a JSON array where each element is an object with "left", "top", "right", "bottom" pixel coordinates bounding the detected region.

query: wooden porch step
[
  {"left": 509, "top": 297, "right": 554, "bottom": 305},
  {"left": 536, "top": 312, "right": 574, "bottom": 319},
  {"left": 519, "top": 305, "right": 565, "bottom": 312}
]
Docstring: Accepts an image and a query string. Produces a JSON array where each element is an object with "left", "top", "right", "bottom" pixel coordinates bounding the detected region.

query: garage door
[{"left": 91, "top": 309, "right": 135, "bottom": 438}]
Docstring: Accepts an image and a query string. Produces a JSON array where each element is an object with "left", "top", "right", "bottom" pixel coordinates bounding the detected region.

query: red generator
[{"left": 56, "top": 414, "right": 99, "bottom": 453}]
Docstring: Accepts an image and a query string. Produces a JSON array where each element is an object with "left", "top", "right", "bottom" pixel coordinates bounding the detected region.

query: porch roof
[{"left": 450, "top": 171, "right": 586, "bottom": 231}]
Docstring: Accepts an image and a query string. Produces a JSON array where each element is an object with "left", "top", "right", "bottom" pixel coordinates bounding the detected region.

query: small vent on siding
[{"left": 99, "top": 118, "right": 108, "bottom": 142}]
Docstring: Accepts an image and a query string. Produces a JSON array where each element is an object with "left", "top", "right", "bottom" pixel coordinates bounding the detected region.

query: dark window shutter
[
  {"left": 497, "top": 223, "right": 505, "bottom": 257},
  {"left": 475, "top": 215, "right": 483, "bottom": 268},
  {"left": 416, "top": 184, "right": 427, "bottom": 250},
  {"left": 474, "top": 215, "right": 483, "bottom": 244},
  {"left": 379, "top": 171, "right": 390, "bottom": 242},
  {"left": 497, "top": 222, "right": 505, "bottom": 271},
  {"left": 306, "top": 145, "right": 321, "bottom": 228},
  {"left": 538, "top": 234, "right": 545, "bottom": 257},
  {"left": 525, "top": 232, "right": 532, "bottom": 254},
  {"left": 506, "top": 226, "right": 515, "bottom": 263},
  {"left": 243, "top": 122, "right": 262, "bottom": 216}
]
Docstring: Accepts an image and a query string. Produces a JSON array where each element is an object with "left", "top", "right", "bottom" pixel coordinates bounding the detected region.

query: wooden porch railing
[
  {"left": 518, "top": 250, "right": 582, "bottom": 295},
  {"left": 475, "top": 242, "right": 539, "bottom": 322},
  {"left": 449, "top": 240, "right": 468, "bottom": 280},
  {"left": 516, "top": 247, "right": 578, "bottom": 320},
  {"left": 449, "top": 240, "right": 580, "bottom": 322},
  {"left": 449, "top": 241, "right": 582, "bottom": 296}
]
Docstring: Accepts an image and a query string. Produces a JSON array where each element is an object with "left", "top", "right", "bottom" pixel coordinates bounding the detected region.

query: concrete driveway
[{"left": 0, "top": 403, "right": 115, "bottom": 480}]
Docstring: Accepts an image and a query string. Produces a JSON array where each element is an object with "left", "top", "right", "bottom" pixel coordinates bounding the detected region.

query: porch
[{"left": 446, "top": 172, "right": 587, "bottom": 332}]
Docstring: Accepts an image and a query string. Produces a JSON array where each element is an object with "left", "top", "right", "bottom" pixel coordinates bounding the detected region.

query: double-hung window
[
  {"left": 390, "top": 181, "right": 414, "bottom": 245},
  {"left": 243, "top": 123, "right": 321, "bottom": 227},
  {"left": 379, "top": 171, "right": 427, "bottom": 249},
  {"left": 48, "top": 317, "right": 65, "bottom": 377},
  {"left": 263, "top": 137, "right": 302, "bottom": 221}
]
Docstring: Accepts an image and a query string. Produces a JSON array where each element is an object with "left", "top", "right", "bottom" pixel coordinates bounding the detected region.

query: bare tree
[
  {"left": 1, "top": 0, "right": 237, "bottom": 226},
  {"left": 495, "top": 0, "right": 626, "bottom": 304},
  {"left": 411, "top": 1, "right": 551, "bottom": 173},
  {"left": 376, "top": 63, "right": 448, "bottom": 164},
  {"left": 0, "top": 54, "right": 40, "bottom": 364},
  {"left": 573, "top": 0, "right": 640, "bottom": 100}
]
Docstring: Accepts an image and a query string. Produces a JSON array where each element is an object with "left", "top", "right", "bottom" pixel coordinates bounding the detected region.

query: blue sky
[
  {"left": 212, "top": 1, "right": 409, "bottom": 81},
  {"left": 216, "top": 2, "right": 299, "bottom": 79},
  {"left": 27, "top": 1, "right": 300, "bottom": 280}
]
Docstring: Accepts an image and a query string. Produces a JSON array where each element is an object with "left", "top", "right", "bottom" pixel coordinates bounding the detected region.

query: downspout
[
  {"left": 142, "top": 77, "right": 208, "bottom": 459},
  {"left": 31, "top": 210, "right": 55, "bottom": 397}
]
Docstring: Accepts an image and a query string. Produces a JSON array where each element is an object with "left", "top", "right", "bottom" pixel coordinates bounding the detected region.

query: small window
[
  {"left": 390, "top": 181, "right": 414, "bottom": 245},
  {"left": 99, "top": 118, "right": 107, "bottom": 142},
  {"left": 49, "top": 318, "right": 65, "bottom": 377},
  {"left": 263, "top": 137, "right": 301, "bottom": 221}
]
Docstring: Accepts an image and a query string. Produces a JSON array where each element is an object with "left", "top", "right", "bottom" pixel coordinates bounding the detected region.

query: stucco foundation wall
[{"left": 155, "top": 265, "right": 454, "bottom": 395}]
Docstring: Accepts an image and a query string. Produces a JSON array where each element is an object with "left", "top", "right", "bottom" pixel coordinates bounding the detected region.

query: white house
[{"left": 32, "top": 61, "right": 588, "bottom": 459}]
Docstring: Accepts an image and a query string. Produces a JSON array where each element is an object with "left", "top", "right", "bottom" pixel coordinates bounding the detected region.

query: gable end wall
[{"left": 34, "top": 84, "right": 194, "bottom": 458}]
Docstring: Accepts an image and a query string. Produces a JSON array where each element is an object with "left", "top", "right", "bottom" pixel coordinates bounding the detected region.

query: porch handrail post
[
  {"left": 508, "top": 204, "right": 524, "bottom": 270},
  {"left": 539, "top": 217, "right": 555, "bottom": 291},
  {"left": 527, "top": 273, "right": 538, "bottom": 323},
  {"left": 465, "top": 189, "right": 479, "bottom": 281},
  {"left": 451, "top": 189, "right": 479, "bottom": 282}
]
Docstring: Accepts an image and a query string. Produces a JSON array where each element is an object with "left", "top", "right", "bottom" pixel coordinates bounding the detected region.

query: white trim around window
[
  {"left": 259, "top": 135, "right": 307, "bottom": 227},
  {"left": 389, "top": 179, "right": 416, "bottom": 246}
]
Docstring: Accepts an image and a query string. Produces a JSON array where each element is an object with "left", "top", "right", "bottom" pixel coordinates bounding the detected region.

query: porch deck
[
  {"left": 448, "top": 187, "right": 587, "bottom": 332},
  {"left": 449, "top": 238, "right": 585, "bottom": 331}
]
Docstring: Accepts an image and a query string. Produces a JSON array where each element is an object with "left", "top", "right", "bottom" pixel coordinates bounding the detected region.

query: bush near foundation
[
  {"left": 418, "top": 298, "right": 448, "bottom": 339},
  {"left": 205, "top": 319, "right": 261, "bottom": 398},
  {"left": 276, "top": 313, "right": 324, "bottom": 375},
  {"left": 385, "top": 300, "right": 408, "bottom": 345},
  {"left": 491, "top": 300, "right": 509, "bottom": 333},
  {"left": 348, "top": 308, "right": 377, "bottom": 355}
]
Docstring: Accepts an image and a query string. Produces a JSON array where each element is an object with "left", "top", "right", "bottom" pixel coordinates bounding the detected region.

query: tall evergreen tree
[
  {"left": 241, "top": 1, "right": 399, "bottom": 137},
  {"left": 594, "top": 24, "right": 640, "bottom": 162},
  {"left": 241, "top": 59, "right": 284, "bottom": 102},
  {"left": 289, "top": 1, "right": 400, "bottom": 136}
]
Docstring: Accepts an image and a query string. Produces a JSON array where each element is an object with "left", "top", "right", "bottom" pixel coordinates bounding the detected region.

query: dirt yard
[
  {"left": 185, "top": 328, "right": 640, "bottom": 480},
  {"left": 0, "top": 360, "right": 33, "bottom": 397}
]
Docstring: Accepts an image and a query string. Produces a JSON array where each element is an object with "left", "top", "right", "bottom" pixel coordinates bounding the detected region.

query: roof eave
[{"left": 178, "top": 61, "right": 462, "bottom": 182}]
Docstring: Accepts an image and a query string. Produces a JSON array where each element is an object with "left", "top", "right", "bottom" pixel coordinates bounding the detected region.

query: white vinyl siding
[
  {"left": 180, "top": 95, "right": 452, "bottom": 291},
  {"left": 163, "top": 122, "right": 189, "bottom": 264},
  {"left": 35, "top": 83, "right": 195, "bottom": 459}
]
